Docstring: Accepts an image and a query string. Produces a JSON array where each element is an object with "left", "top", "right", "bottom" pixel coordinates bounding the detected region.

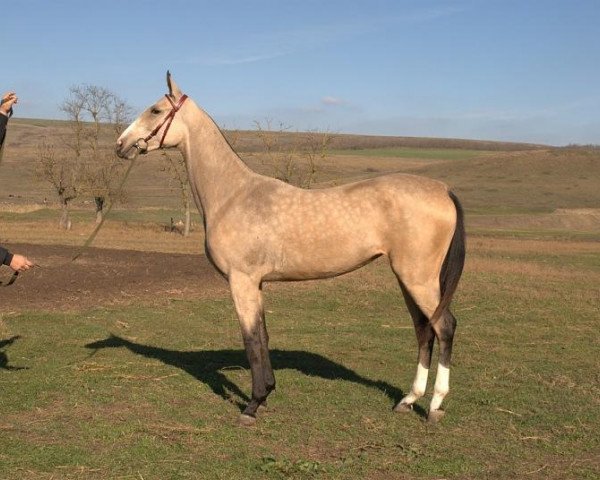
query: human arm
[
  {"left": 1, "top": 92, "right": 17, "bottom": 146},
  {"left": 0, "top": 245, "right": 13, "bottom": 266},
  {"left": 9, "top": 254, "right": 34, "bottom": 272},
  {"left": 0, "top": 247, "right": 34, "bottom": 272},
  {"left": 0, "top": 92, "right": 17, "bottom": 116},
  {"left": 0, "top": 111, "right": 7, "bottom": 146}
]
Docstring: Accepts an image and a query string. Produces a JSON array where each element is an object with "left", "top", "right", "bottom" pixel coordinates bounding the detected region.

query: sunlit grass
[{"left": 1, "top": 238, "right": 599, "bottom": 479}]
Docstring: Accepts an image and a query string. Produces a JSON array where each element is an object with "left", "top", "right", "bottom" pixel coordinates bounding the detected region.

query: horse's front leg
[{"left": 229, "top": 271, "right": 275, "bottom": 426}]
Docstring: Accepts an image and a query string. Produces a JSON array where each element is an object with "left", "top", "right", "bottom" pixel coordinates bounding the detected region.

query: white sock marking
[
  {"left": 401, "top": 363, "right": 429, "bottom": 405},
  {"left": 430, "top": 364, "right": 450, "bottom": 411}
]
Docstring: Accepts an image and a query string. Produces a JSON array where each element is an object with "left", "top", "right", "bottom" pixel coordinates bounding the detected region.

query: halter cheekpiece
[{"left": 135, "top": 94, "right": 188, "bottom": 152}]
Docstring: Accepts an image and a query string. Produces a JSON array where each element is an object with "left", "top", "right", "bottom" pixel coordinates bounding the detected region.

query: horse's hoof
[
  {"left": 427, "top": 409, "right": 445, "bottom": 424},
  {"left": 393, "top": 402, "right": 413, "bottom": 413},
  {"left": 238, "top": 414, "right": 257, "bottom": 427},
  {"left": 258, "top": 402, "right": 268, "bottom": 412}
]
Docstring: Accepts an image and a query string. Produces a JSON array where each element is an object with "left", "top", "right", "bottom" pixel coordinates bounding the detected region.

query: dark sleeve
[
  {"left": 1, "top": 117, "right": 13, "bottom": 266},
  {"left": 0, "top": 245, "right": 14, "bottom": 266},
  {"left": 0, "top": 113, "right": 8, "bottom": 147}
]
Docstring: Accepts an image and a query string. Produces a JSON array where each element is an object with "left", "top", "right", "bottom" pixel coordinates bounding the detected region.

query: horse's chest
[{"left": 205, "top": 227, "right": 268, "bottom": 273}]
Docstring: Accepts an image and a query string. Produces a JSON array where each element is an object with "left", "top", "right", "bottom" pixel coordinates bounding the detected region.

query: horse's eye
[{"left": 151, "top": 108, "right": 161, "bottom": 115}]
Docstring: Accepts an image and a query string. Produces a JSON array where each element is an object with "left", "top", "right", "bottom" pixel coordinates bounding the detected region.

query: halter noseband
[{"left": 135, "top": 94, "right": 188, "bottom": 153}]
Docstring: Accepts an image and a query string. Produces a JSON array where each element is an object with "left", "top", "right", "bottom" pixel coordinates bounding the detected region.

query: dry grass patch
[
  {"left": 469, "top": 235, "right": 600, "bottom": 256},
  {"left": 2, "top": 218, "right": 206, "bottom": 254}
]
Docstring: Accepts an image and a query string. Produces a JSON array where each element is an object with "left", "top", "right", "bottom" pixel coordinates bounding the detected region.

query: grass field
[
  {"left": 1, "top": 240, "right": 598, "bottom": 479},
  {"left": 0, "top": 120, "right": 599, "bottom": 479}
]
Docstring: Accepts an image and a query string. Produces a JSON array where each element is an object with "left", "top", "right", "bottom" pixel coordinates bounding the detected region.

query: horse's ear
[{"left": 166, "top": 70, "right": 182, "bottom": 99}]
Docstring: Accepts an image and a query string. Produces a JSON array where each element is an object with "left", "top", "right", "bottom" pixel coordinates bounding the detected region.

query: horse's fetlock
[{"left": 413, "top": 386, "right": 426, "bottom": 398}]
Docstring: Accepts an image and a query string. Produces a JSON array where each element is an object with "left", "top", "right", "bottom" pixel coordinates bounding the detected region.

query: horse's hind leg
[
  {"left": 405, "top": 282, "right": 456, "bottom": 423},
  {"left": 393, "top": 284, "right": 435, "bottom": 413},
  {"left": 428, "top": 310, "right": 457, "bottom": 423},
  {"left": 229, "top": 272, "right": 275, "bottom": 426},
  {"left": 393, "top": 266, "right": 457, "bottom": 422}
]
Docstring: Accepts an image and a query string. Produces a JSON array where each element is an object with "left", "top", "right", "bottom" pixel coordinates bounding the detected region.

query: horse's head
[{"left": 116, "top": 71, "right": 189, "bottom": 159}]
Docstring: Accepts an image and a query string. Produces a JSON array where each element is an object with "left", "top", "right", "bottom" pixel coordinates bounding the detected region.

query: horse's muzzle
[
  {"left": 115, "top": 140, "right": 140, "bottom": 160},
  {"left": 133, "top": 138, "right": 149, "bottom": 155}
]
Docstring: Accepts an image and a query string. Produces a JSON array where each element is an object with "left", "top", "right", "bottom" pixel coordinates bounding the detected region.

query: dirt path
[{"left": 1, "top": 243, "right": 229, "bottom": 312}]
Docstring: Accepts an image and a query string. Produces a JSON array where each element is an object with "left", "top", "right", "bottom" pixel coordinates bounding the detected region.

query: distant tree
[
  {"left": 71, "top": 85, "right": 133, "bottom": 224},
  {"left": 162, "top": 151, "right": 193, "bottom": 236},
  {"left": 38, "top": 85, "right": 133, "bottom": 228},
  {"left": 254, "top": 119, "right": 334, "bottom": 188},
  {"left": 299, "top": 129, "right": 335, "bottom": 188},
  {"left": 36, "top": 141, "right": 81, "bottom": 230},
  {"left": 222, "top": 127, "right": 243, "bottom": 151},
  {"left": 254, "top": 119, "right": 298, "bottom": 185}
]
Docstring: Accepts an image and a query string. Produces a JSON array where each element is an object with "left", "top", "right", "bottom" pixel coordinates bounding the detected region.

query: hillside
[
  {"left": 1, "top": 118, "right": 599, "bottom": 243},
  {"left": 1, "top": 117, "right": 547, "bottom": 206},
  {"left": 10, "top": 117, "right": 546, "bottom": 152}
]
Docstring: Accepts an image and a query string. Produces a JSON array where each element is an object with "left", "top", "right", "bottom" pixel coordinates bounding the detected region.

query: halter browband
[{"left": 136, "top": 93, "right": 188, "bottom": 152}]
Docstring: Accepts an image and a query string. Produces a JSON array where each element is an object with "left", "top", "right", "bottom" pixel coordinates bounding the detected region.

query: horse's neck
[{"left": 181, "top": 106, "right": 255, "bottom": 224}]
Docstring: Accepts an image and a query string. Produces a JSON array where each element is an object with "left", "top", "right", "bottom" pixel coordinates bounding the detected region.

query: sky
[{"left": 2, "top": 0, "right": 599, "bottom": 146}]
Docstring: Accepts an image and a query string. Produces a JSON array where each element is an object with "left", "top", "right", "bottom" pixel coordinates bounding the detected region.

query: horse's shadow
[
  {"left": 85, "top": 334, "right": 424, "bottom": 416},
  {"left": 0, "top": 336, "right": 28, "bottom": 371}
]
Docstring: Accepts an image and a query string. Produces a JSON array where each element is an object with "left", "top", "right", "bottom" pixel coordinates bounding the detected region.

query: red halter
[{"left": 135, "top": 94, "right": 188, "bottom": 152}]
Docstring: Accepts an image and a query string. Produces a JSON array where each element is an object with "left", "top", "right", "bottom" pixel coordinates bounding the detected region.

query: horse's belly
[{"left": 266, "top": 236, "right": 384, "bottom": 280}]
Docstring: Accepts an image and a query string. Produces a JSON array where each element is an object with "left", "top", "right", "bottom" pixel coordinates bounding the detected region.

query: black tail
[{"left": 431, "top": 191, "right": 466, "bottom": 323}]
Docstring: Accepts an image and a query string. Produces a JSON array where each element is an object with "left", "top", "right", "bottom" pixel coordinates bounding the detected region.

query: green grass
[{"left": 1, "top": 245, "right": 599, "bottom": 479}]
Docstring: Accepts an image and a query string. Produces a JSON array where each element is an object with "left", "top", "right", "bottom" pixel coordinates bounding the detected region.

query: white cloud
[{"left": 321, "top": 96, "right": 346, "bottom": 106}]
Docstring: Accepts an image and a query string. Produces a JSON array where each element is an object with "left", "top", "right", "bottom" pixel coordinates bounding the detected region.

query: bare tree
[
  {"left": 109, "top": 96, "right": 134, "bottom": 134},
  {"left": 162, "top": 151, "right": 193, "bottom": 236},
  {"left": 83, "top": 149, "right": 129, "bottom": 224},
  {"left": 299, "top": 129, "right": 335, "bottom": 188},
  {"left": 37, "top": 141, "right": 81, "bottom": 229},
  {"left": 59, "top": 85, "right": 86, "bottom": 160},
  {"left": 222, "top": 127, "right": 243, "bottom": 151},
  {"left": 254, "top": 119, "right": 299, "bottom": 185},
  {"left": 77, "top": 86, "right": 133, "bottom": 224},
  {"left": 254, "top": 120, "right": 334, "bottom": 188},
  {"left": 38, "top": 85, "right": 133, "bottom": 228}
]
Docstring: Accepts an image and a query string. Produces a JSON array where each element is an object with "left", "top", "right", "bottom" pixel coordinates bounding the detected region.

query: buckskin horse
[{"left": 116, "top": 72, "right": 465, "bottom": 426}]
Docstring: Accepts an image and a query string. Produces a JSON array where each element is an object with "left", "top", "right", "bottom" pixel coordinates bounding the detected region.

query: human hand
[
  {"left": 9, "top": 254, "right": 34, "bottom": 273},
  {"left": 0, "top": 92, "right": 18, "bottom": 115}
]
